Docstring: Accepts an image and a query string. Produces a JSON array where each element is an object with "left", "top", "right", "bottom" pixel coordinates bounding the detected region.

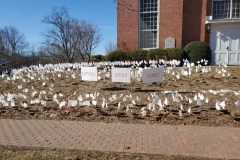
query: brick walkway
[{"left": 0, "top": 119, "right": 240, "bottom": 159}]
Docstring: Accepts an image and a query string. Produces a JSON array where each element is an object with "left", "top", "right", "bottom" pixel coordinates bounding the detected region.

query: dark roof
[{"left": 0, "top": 51, "right": 13, "bottom": 58}]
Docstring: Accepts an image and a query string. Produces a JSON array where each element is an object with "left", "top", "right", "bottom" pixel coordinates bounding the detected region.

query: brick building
[{"left": 117, "top": 0, "right": 240, "bottom": 65}]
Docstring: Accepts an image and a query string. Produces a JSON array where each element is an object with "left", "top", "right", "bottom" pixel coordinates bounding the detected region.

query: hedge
[
  {"left": 148, "top": 48, "right": 166, "bottom": 60},
  {"left": 165, "top": 48, "right": 184, "bottom": 61},
  {"left": 104, "top": 46, "right": 192, "bottom": 64},
  {"left": 129, "top": 50, "right": 148, "bottom": 61},
  {"left": 90, "top": 54, "right": 106, "bottom": 62},
  {"left": 106, "top": 50, "right": 128, "bottom": 62},
  {"left": 184, "top": 41, "right": 212, "bottom": 64}
]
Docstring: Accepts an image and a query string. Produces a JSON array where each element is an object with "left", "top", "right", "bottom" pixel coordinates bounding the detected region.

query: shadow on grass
[
  {"left": 101, "top": 87, "right": 127, "bottom": 91},
  {"left": 220, "top": 109, "right": 231, "bottom": 115},
  {"left": 133, "top": 89, "right": 162, "bottom": 93}
]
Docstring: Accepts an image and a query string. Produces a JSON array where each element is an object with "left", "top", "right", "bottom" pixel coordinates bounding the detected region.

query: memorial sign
[
  {"left": 81, "top": 67, "right": 98, "bottom": 81},
  {"left": 112, "top": 68, "right": 131, "bottom": 83},
  {"left": 142, "top": 67, "right": 164, "bottom": 83},
  {"left": 165, "top": 37, "right": 175, "bottom": 48}
]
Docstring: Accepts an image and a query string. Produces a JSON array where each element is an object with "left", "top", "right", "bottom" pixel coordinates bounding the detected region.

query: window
[
  {"left": 1, "top": 59, "right": 6, "bottom": 67},
  {"left": 213, "top": 0, "right": 240, "bottom": 19},
  {"left": 139, "top": 0, "right": 158, "bottom": 49}
]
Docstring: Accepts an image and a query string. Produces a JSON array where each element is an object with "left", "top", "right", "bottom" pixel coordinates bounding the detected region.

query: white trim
[
  {"left": 141, "top": 48, "right": 157, "bottom": 50},
  {"left": 230, "top": 0, "right": 233, "bottom": 19},
  {"left": 210, "top": 22, "right": 240, "bottom": 29},
  {"left": 206, "top": 19, "right": 240, "bottom": 24}
]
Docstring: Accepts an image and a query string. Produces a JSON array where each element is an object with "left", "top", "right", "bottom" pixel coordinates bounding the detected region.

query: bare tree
[
  {"left": 29, "top": 43, "right": 40, "bottom": 64},
  {"left": 80, "top": 21, "right": 102, "bottom": 62},
  {"left": 73, "top": 20, "right": 88, "bottom": 62},
  {"left": 42, "top": 6, "right": 101, "bottom": 63},
  {"left": 42, "top": 6, "right": 79, "bottom": 63},
  {"left": 118, "top": 41, "right": 131, "bottom": 53},
  {"left": 37, "top": 45, "right": 59, "bottom": 64},
  {"left": 105, "top": 41, "right": 117, "bottom": 54},
  {"left": 0, "top": 26, "right": 29, "bottom": 59}
]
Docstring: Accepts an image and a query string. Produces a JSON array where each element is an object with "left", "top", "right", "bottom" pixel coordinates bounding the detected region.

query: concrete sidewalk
[{"left": 0, "top": 119, "right": 240, "bottom": 159}]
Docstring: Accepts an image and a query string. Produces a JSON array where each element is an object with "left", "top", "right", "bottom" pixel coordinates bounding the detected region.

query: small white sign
[
  {"left": 81, "top": 67, "right": 98, "bottom": 81},
  {"left": 143, "top": 67, "right": 164, "bottom": 83},
  {"left": 112, "top": 68, "right": 131, "bottom": 83}
]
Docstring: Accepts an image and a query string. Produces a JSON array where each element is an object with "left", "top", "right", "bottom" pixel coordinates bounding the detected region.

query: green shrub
[
  {"left": 165, "top": 48, "right": 184, "bottom": 61},
  {"left": 184, "top": 41, "right": 212, "bottom": 64},
  {"left": 129, "top": 50, "right": 148, "bottom": 61},
  {"left": 90, "top": 54, "right": 105, "bottom": 62},
  {"left": 106, "top": 50, "right": 127, "bottom": 61},
  {"left": 148, "top": 48, "right": 165, "bottom": 60},
  {"left": 101, "top": 55, "right": 106, "bottom": 61}
]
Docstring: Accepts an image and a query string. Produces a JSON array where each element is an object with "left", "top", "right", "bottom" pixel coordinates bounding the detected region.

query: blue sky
[{"left": 0, "top": 0, "right": 117, "bottom": 54}]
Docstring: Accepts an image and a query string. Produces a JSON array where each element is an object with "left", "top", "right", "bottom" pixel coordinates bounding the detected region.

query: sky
[{"left": 0, "top": 0, "right": 117, "bottom": 55}]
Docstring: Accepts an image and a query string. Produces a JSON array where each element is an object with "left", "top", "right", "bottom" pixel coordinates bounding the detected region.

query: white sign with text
[
  {"left": 142, "top": 67, "right": 164, "bottom": 83},
  {"left": 81, "top": 67, "right": 98, "bottom": 81},
  {"left": 112, "top": 68, "right": 131, "bottom": 83}
]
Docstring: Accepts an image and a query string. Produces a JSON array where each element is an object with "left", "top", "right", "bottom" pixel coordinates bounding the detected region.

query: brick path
[{"left": 0, "top": 119, "right": 240, "bottom": 159}]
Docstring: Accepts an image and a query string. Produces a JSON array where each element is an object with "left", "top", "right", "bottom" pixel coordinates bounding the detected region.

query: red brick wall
[
  {"left": 206, "top": 0, "right": 213, "bottom": 16},
  {"left": 117, "top": 0, "right": 212, "bottom": 50},
  {"left": 159, "top": 0, "right": 184, "bottom": 48},
  {"left": 117, "top": 0, "right": 139, "bottom": 52},
  {"left": 182, "top": 0, "right": 211, "bottom": 47}
]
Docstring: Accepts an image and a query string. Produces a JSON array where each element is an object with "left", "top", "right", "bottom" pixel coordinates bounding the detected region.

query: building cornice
[{"left": 206, "top": 19, "right": 240, "bottom": 24}]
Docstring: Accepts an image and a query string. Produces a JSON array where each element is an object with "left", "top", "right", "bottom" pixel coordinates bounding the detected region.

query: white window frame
[
  {"left": 212, "top": 0, "right": 240, "bottom": 19},
  {"left": 1, "top": 59, "right": 6, "bottom": 67},
  {"left": 138, "top": 0, "right": 159, "bottom": 50}
]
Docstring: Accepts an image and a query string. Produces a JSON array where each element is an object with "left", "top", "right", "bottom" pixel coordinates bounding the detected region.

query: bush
[
  {"left": 101, "top": 55, "right": 106, "bottom": 61},
  {"left": 129, "top": 50, "right": 148, "bottom": 61},
  {"left": 90, "top": 54, "right": 105, "bottom": 62},
  {"left": 106, "top": 50, "right": 127, "bottom": 62},
  {"left": 184, "top": 41, "right": 212, "bottom": 64},
  {"left": 165, "top": 48, "right": 184, "bottom": 61},
  {"left": 148, "top": 48, "right": 166, "bottom": 60}
]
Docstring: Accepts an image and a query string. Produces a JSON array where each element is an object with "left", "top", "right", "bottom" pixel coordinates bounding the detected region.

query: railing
[
  {"left": 0, "top": 55, "right": 89, "bottom": 74},
  {"left": 0, "top": 56, "right": 52, "bottom": 74}
]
